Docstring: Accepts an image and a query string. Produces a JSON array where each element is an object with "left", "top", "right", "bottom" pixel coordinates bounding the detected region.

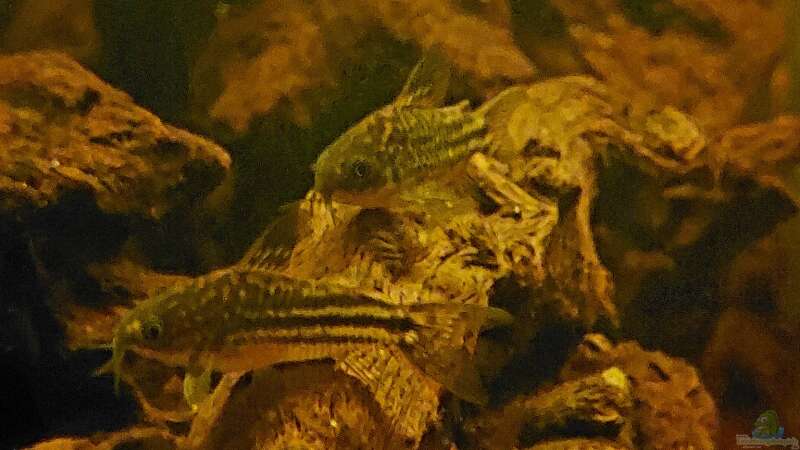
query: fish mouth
[
  {"left": 314, "top": 187, "right": 333, "bottom": 203},
  {"left": 312, "top": 172, "right": 335, "bottom": 199}
]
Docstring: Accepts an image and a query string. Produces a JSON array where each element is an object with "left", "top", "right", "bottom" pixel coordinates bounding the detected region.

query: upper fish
[{"left": 312, "top": 48, "right": 528, "bottom": 208}]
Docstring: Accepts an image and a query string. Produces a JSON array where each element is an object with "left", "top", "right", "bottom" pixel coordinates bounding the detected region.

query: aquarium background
[{"left": 0, "top": 0, "right": 798, "bottom": 449}]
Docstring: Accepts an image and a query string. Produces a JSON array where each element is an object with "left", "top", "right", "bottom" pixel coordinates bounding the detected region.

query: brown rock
[{"left": 0, "top": 51, "right": 230, "bottom": 218}]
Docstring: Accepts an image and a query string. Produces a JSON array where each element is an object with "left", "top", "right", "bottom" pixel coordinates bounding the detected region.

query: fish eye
[
  {"left": 142, "top": 320, "right": 162, "bottom": 341},
  {"left": 350, "top": 159, "right": 370, "bottom": 178}
]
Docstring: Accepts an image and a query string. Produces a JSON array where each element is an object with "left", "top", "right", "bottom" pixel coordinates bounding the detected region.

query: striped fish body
[
  {"left": 312, "top": 48, "right": 531, "bottom": 209},
  {"left": 313, "top": 102, "right": 489, "bottom": 208},
  {"left": 111, "top": 268, "right": 511, "bottom": 405},
  {"left": 387, "top": 105, "right": 487, "bottom": 175},
  {"left": 313, "top": 48, "right": 496, "bottom": 208}
]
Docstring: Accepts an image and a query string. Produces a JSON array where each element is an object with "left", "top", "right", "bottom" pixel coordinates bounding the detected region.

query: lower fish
[{"left": 110, "top": 268, "right": 512, "bottom": 406}]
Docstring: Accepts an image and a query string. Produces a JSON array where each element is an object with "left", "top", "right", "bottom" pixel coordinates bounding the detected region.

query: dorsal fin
[
  {"left": 395, "top": 46, "right": 451, "bottom": 108},
  {"left": 238, "top": 200, "right": 303, "bottom": 271}
]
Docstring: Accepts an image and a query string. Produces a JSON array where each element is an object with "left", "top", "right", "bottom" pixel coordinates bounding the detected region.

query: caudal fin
[
  {"left": 403, "top": 303, "right": 512, "bottom": 405},
  {"left": 475, "top": 86, "right": 532, "bottom": 160}
]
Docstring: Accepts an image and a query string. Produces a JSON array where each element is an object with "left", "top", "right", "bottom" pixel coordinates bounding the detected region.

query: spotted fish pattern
[
  {"left": 312, "top": 48, "right": 527, "bottom": 207},
  {"left": 111, "top": 268, "right": 511, "bottom": 406}
]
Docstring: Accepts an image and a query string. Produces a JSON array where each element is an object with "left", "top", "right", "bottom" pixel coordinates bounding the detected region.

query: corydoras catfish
[
  {"left": 312, "top": 48, "right": 529, "bottom": 210},
  {"left": 109, "top": 268, "right": 511, "bottom": 407}
]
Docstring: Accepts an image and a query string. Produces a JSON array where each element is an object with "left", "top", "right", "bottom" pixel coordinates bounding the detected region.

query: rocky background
[{"left": 1, "top": 1, "right": 799, "bottom": 449}]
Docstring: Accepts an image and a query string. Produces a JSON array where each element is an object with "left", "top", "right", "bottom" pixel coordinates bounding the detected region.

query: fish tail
[
  {"left": 475, "top": 86, "right": 532, "bottom": 160},
  {"left": 403, "top": 303, "right": 512, "bottom": 405}
]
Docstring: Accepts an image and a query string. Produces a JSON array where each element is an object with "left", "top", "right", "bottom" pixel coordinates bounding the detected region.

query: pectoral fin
[{"left": 183, "top": 365, "right": 213, "bottom": 411}]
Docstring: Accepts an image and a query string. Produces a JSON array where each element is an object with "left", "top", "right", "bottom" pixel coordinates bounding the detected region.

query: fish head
[
  {"left": 110, "top": 298, "right": 166, "bottom": 391},
  {"left": 313, "top": 113, "right": 391, "bottom": 198},
  {"left": 313, "top": 48, "right": 451, "bottom": 201},
  {"left": 110, "top": 286, "right": 204, "bottom": 392}
]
